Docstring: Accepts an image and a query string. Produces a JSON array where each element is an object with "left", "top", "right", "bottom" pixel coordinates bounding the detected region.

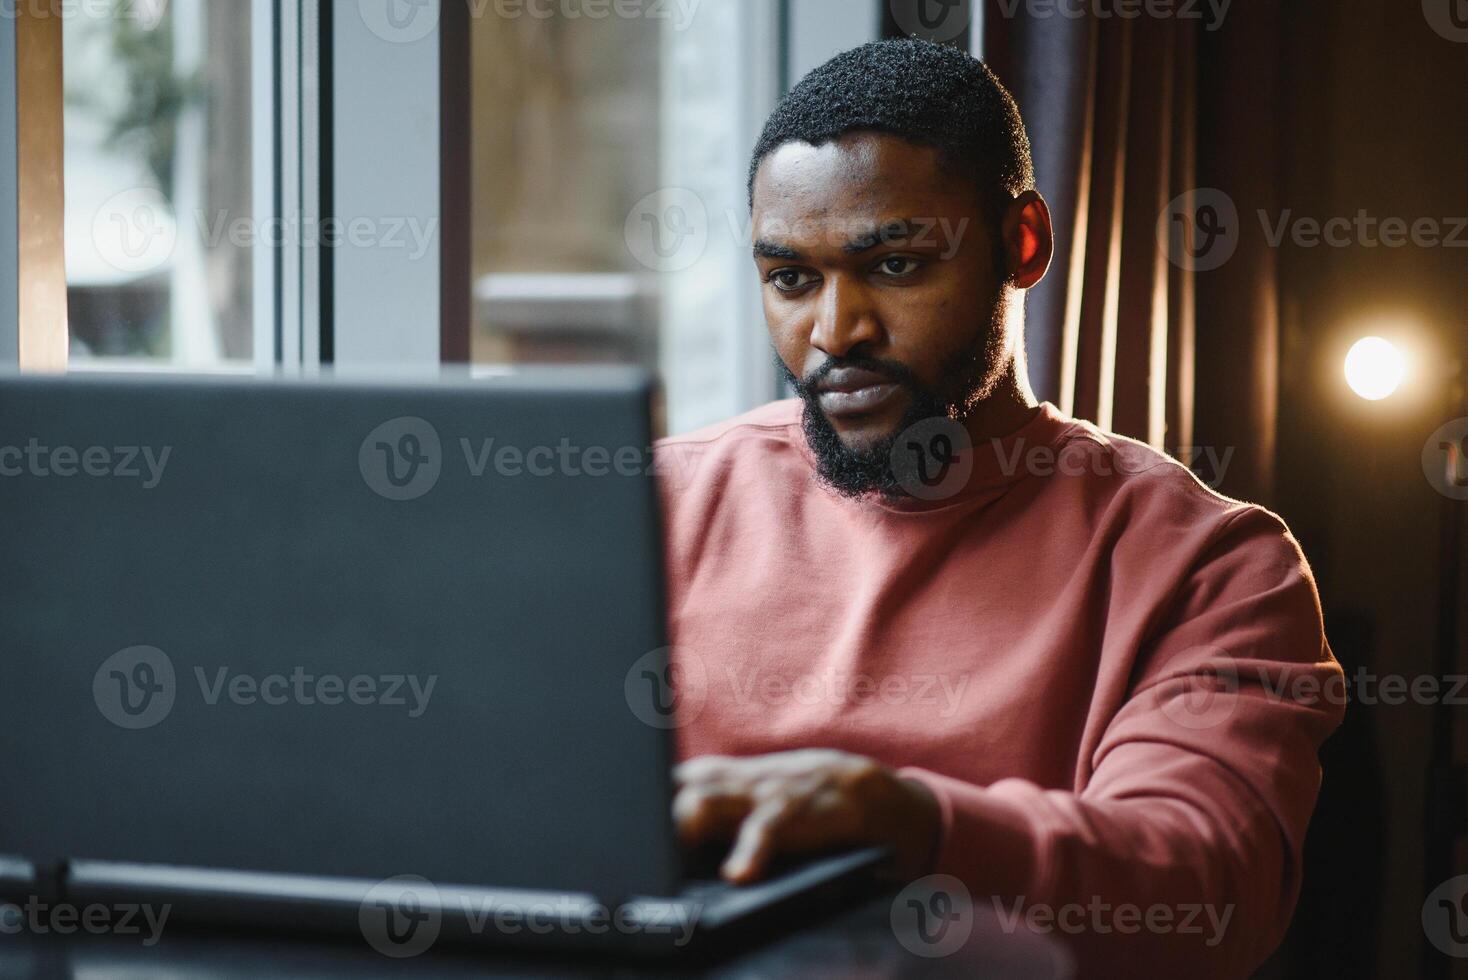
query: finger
[
  {"left": 672, "top": 755, "right": 735, "bottom": 787},
  {"left": 764, "top": 787, "right": 860, "bottom": 847},
  {"left": 721, "top": 796, "right": 802, "bottom": 884},
  {"left": 673, "top": 785, "right": 753, "bottom": 847}
]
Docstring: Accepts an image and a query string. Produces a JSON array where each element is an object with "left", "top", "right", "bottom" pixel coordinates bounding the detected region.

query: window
[
  {"left": 42, "top": 0, "right": 884, "bottom": 432},
  {"left": 470, "top": 8, "right": 660, "bottom": 367},
  {"left": 467, "top": 0, "right": 787, "bottom": 434},
  {"left": 62, "top": 0, "right": 252, "bottom": 368}
]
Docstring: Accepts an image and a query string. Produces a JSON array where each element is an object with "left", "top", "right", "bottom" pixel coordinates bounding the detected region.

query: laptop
[{"left": 0, "top": 368, "right": 884, "bottom": 958}]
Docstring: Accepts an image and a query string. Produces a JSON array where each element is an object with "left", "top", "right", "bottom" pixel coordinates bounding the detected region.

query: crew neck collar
[{"left": 795, "top": 401, "right": 1079, "bottom": 514}]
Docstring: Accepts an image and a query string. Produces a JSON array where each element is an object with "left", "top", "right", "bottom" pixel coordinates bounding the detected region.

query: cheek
[
  {"left": 874, "top": 280, "right": 994, "bottom": 380},
  {"left": 762, "top": 295, "right": 811, "bottom": 360},
  {"left": 869, "top": 286, "right": 961, "bottom": 348}
]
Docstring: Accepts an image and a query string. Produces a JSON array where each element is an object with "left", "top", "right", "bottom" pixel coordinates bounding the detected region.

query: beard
[{"left": 780, "top": 324, "right": 1007, "bottom": 501}]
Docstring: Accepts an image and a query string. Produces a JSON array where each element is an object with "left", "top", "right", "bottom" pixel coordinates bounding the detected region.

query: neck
[{"left": 964, "top": 357, "right": 1040, "bottom": 445}]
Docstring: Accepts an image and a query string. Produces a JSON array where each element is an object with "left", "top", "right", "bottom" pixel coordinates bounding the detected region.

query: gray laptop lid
[{"left": 0, "top": 369, "right": 680, "bottom": 900}]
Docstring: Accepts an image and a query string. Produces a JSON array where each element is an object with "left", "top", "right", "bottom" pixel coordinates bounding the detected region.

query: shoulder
[
  {"left": 1051, "top": 416, "right": 1256, "bottom": 525},
  {"left": 1039, "top": 414, "right": 1308, "bottom": 579},
  {"left": 653, "top": 399, "right": 805, "bottom": 492},
  {"left": 656, "top": 398, "right": 803, "bottom": 452},
  {"left": 653, "top": 400, "right": 811, "bottom": 577},
  {"left": 1048, "top": 421, "right": 1326, "bottom": 672}
]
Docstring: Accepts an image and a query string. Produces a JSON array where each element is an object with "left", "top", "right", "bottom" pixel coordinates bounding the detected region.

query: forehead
[{"left": 750, "top": 132, "right": 981, "bottom": 238}]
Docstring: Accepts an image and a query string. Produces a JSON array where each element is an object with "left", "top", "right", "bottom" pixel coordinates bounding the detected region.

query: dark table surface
[{"left": 0, "top": 890, "right": 1074, "bottom": 978}]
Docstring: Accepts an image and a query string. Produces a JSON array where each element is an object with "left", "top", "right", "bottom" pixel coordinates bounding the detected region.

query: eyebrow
[
  {"left": 752, "top": 218, "right": 935, "bottom": 261},
  {"left": 752, "top": 239, "right": 800, "bottom": 260}
]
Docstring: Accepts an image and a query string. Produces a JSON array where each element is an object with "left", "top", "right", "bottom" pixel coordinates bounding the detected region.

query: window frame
[{"left": 1, "top": 14, "right": 18, "bottom": 365}]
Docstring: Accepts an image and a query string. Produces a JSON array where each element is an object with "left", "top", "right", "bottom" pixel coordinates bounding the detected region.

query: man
[{"left": 656, "top": 39, "right": 1343, "bottom": 975}]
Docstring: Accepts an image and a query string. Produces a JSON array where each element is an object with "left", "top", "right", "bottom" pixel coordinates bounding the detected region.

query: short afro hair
[{"left": 748, "top": 38, "right": 1035, "bottom": 216}]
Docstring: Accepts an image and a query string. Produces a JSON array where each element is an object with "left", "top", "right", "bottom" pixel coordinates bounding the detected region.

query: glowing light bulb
[{"left": 1344, "top": 336, "right": 1406, "bottom": 401}]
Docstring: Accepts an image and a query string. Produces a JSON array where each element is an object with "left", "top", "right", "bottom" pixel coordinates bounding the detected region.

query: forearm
[{"left": 899, "top": 753, "right": 1297, "bottom": 979}]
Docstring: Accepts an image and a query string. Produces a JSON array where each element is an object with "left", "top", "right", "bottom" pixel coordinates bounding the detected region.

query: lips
[
  {"left": 817, "top": 384, "right": 901, "bottom": 416},
  {"left": 814, "top": 368, "right": 904, "bottom": 418}
]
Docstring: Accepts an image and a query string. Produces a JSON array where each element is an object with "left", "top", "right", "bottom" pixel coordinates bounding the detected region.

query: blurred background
[{"left": 15, "top": 0, "right": 1468, "bottom": 975}]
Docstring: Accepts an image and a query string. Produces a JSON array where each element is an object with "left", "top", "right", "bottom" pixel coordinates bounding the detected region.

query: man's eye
[
  {"left": 769, "top": 269, "right": 817, "bottom": 292},
  {"left": 875, "top": 256, "right": 921, "bottom": 277}
]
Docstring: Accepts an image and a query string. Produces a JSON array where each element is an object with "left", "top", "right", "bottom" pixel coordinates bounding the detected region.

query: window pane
[
  {"left": 469, "top": 8, "right": 660, "bottom": 367},
  {"left": 63, "top": 0, "right": 252, "bottom": 366}
]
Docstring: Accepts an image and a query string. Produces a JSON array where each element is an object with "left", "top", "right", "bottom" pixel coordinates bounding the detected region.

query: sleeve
[{"left": 899, "top": 506, "right": 1346, "bottom": 978}]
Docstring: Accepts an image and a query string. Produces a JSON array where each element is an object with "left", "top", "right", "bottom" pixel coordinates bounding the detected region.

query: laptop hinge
[{"left": 27, "top": 859, "right": 70, "bottom": 906}]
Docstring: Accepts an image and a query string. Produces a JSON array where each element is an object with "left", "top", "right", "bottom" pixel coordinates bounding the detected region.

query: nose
[{"left": 808, "top": 275, "right": 883, "bottom": 360}]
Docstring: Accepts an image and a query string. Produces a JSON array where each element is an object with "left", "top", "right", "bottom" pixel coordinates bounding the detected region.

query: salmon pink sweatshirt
[{"left": 655, "top": 399, "right": 1345, "bottom": 976}]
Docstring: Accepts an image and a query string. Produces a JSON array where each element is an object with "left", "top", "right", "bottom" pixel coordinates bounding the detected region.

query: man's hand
[{"left": 672, "top": 749, "right": 942, "bottom": 884}]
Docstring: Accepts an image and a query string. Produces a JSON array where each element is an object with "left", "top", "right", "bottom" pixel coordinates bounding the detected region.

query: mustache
[{"left": 786, "top": 356, "right": 926, "bottom": 397}]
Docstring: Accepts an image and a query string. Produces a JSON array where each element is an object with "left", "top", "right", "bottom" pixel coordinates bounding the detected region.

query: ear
[{"left": 1002, "top": 190, "right": 1054, "bottom": 290}]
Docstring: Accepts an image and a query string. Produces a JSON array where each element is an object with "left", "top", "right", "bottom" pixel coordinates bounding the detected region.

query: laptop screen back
[{"left": 0, "top": 370, "right": 680, "bottom": 901}]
